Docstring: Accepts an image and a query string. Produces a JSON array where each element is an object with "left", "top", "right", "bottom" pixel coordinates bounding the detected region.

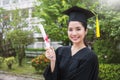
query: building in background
[{"left": 0, "top": 0, "right": 62, "bottom": 49}]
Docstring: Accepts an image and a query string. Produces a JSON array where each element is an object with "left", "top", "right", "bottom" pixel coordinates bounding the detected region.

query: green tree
[
  {"left": 0, "top": 8, "right": 4, "bottom": 56},
  {"left": 6, "top": 29, "right": 33, "bottom": 66},
  {"left": 0, "top": 8, "right": 11, "bottom": 57},
  {"left": 1, "top": 9, "right": 34, "bottom": 66},
  {"left": 34, "top": 0, "right": 120, "bottom": 63},
  {"left": 93, "top": 9, "right": 120, "bottom": 63},
  {"left": 34, "top": 0, "right": 98, "bottom": 45}
]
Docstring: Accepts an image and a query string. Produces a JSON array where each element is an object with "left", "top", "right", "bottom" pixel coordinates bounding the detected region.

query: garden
[
  {"left": 0, "top": 0, "right": 120, "bottom": 80},
  {"left": 0, "top": 49, "right": 120, "bottom": 80},
  {"left": 0, "top": 55, "right": 45, "bottom": 80}
]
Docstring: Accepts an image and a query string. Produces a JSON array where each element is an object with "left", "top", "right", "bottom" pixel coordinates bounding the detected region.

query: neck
[
  {"left": 72, "top": 42, "right": 86, "bottom": 50},
  {"left": 71, "top": 42, "right": 86, "bottom": 56}
]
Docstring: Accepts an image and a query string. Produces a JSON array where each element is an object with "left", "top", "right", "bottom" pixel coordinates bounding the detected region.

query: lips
[{"left": 71, "top": 36, "right": 80, "bottom": 41}]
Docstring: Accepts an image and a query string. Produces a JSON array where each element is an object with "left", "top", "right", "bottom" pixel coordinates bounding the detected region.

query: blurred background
[{"left": 0, "top": 0, "right": 120, "bottom": 80}]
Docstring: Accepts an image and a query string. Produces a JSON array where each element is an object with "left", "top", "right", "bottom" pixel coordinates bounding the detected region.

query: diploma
[{"left": 39, "top": 25, "right": 50, "bottom": 47}]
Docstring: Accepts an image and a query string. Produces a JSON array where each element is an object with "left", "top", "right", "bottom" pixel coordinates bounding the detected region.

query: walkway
[{"left": 0, "top": 71, "right": 44, "bottom": 80}]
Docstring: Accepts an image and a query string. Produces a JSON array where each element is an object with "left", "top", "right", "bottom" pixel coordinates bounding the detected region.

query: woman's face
[{"left": 68, "top": 21, "right": 87, "bottom": 44}]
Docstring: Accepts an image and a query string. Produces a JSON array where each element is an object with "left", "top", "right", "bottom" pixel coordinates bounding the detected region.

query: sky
[{"left": 99, "top": 0, "right": 120, "bottom": 10}]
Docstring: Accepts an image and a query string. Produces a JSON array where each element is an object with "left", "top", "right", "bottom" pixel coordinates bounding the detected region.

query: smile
[{"left": 71, "top": 37, "right": 80, "bottom": 40}]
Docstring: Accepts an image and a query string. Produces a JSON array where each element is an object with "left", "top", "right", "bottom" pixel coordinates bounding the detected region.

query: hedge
[
  {"left": 99, "top": 64, "right": 120, "bottom": 80},
  {"left": 25, "top": 48, "right": 45, "bottom": 51}
]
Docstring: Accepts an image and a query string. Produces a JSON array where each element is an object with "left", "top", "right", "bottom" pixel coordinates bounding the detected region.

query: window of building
[
  {"left": 21, "top": 9, "right": 29, "bottom": 18},
  {"left": 11, "top": 0, "right": 19, "bottom": 3},
  {"left": 20, "top": 0, "right": 31, "bottom": 2},
  {"left": 0, "top": 1, "right": 1, "bottom": 5},
  {"left": 3, "top": 0, "right": 9, "bottom": 5},
  {"left": 31, "top": 8, "right": 35, "bottom": 17},
  {"left": 11, "top": 10, "right": 19, "bottom": 21}
]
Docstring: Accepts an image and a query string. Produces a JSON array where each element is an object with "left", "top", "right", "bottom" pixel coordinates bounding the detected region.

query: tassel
[{"left": 96, "top": 15, "right": 100, "bottom": 37}]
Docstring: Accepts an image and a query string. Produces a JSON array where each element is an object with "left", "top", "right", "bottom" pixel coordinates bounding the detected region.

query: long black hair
[{"left": 81, "top": 22, "right": 88, "bottom": 46}]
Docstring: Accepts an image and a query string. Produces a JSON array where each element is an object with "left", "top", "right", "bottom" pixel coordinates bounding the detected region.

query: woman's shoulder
[
  {"left": 55, "top": 46, "right": 71, "bottom": 55},
  {"left": 56, "top": 46, "right": 70, "bottom": 51},
  {"left": 84, "top": 48, "right": 98, "bottom": 62}
]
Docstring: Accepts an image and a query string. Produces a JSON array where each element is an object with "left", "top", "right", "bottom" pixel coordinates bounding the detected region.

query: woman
[{"left": 44, "top": 6, "right": 99, "bottom": 80}]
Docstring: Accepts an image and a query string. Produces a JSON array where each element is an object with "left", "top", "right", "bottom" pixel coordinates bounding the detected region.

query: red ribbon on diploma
[{"left": 44, "top": 35, "right": 49, "bottom": 43}]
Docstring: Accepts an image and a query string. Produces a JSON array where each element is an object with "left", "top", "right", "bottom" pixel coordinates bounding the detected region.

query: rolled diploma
[{"left": 39, "top": 25, "right": 50, "bottom": 47}]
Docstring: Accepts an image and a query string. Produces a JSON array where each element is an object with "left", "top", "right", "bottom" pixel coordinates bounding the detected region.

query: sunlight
[{"left": 99, "top": 0, "right": 120, "bottom": 10}]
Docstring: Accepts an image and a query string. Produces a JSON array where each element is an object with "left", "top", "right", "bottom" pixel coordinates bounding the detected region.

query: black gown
[{"left": 43, "top": 46, "right": 99, "bottom": 80}]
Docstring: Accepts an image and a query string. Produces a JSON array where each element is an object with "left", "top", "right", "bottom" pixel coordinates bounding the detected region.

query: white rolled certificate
[{"left": 39, "top": 25, "right": 50, "bottom": 47}]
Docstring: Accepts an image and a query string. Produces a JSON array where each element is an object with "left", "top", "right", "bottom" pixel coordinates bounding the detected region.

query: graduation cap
[{"left": 63, "top": 6, "right": 100, "bottom": 37}]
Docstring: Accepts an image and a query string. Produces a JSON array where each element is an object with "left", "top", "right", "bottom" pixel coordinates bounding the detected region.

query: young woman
[{"left": 43, "top": 6, "right": 99, "bottom": 80}]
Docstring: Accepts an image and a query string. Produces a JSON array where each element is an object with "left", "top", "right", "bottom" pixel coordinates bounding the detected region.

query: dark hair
[
  {"left": 79, "top": 22, "right": 88, "bottom": 46},
  {"left": 81, "top": 22, "right": 87, "bottom": 30},
  {"left": 67, "top": 21, "right": 87, "bottom": 30}
]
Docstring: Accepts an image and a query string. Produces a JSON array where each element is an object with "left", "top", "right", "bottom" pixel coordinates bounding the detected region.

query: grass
[{"left": 0, "top": 57, "right": 44, "bottom": 79}]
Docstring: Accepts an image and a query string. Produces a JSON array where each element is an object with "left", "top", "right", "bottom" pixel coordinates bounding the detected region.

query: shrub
[
  {"left": 0, "top": 56, "right": 4, "bottom": 68},
  {"left": 31, "top": 54, "right": 49, "bottom": 73},
  {"left": 93, "top": 40, "right": 120, "bottom": 63},
  {"left": 26, "top": 48, "right": 45, "bottom": 51},
  {"left": 99, "top": 64, "right": 120, "bottom": 80},
  {"left": 4, "top": 56, "right": 16, "bottom": 69}
]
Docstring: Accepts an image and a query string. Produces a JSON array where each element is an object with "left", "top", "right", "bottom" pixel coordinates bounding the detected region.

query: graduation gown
[{"left": 43, "top": 46, "right": 99, "bottom": 80}]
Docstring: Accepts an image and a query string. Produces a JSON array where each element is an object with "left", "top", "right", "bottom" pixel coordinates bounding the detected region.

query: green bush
[
  {"left": 31, "top": 54, "right": 49, "bottom": 74},
  {"left": 99, "top": 64, "right": 120, "bottom": 80},
  {"left": 26, "top": 48, "right": 45, "bottom": 51},
  {"left": 93, "top": 40, "right": 120, "bottom": 64},
  {"left": 4, "top": 56, "right": 16, "bottom": 69},
  {"left": 0, "top": 56, "right": 4, "bottom": 68}
]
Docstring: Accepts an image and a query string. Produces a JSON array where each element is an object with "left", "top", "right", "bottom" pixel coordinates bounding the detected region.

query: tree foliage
[
  {"left": 34, "top": 0, "right": 120, "bottom": 63},
  {"left": 0, "top": 8, "right": 34, "bottom": 66},
  {"left": 6, "top": 29, "right": 33, "bottom": 47},
  {"left": 93, "top": 9, "right": 120, "bottom": 63},
  {"left": 34, "top": 0, "right": 98, "bottom": 45}
]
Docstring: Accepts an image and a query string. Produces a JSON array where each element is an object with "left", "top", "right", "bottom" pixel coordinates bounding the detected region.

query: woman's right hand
[
  {"left": 45, "top": 47, "right": 56, "bottom": 72},
  {"left": 45, "top": 47, "right": 56, "bottom": 62}
]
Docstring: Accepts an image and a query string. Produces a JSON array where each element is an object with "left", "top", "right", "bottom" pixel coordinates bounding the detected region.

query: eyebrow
[{"left": 76, "top": 26, "right": 81, "bottom": 28}]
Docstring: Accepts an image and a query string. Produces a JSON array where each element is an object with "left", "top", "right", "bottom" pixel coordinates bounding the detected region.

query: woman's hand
[
  {"left": 45, "top": 47, "right": 56, "bottom": 61},
  {"left": 45, "top": 47, "right": 56, "bottom": 72}
]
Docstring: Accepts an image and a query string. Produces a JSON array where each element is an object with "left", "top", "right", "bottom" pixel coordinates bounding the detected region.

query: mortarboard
[
  {"left": 63, "top": 6, "right": 100, "bottom": 37},
  {"left": 63, "top": 6, "right": 94, "bottom": 26}
]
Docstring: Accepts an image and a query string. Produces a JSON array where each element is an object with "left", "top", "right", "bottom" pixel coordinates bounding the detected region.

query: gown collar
[{"left": 69, "top": 46, "right": 88, "bottom": 57}]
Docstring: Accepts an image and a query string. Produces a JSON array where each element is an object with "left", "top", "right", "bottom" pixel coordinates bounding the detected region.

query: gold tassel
[{"left": 96, "top": 15, "right": 100, "bottom": 37}]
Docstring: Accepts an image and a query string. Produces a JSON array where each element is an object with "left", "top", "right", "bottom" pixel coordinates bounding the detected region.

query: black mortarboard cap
[{"left": 63, "top": 6, "right": 94, "bottom": 26}]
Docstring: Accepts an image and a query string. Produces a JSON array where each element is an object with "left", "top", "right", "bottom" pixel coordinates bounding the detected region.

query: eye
[
  {"left": 76, "top": 28, "right": 81, "bottom": 31},
  {"left": 68, "top": 28, "right": 73, "bottom": 31}
]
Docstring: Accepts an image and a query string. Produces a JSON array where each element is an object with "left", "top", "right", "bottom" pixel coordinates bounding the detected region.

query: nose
[{"left": 72, "top": 30, "right": 77, "bottom": 35}]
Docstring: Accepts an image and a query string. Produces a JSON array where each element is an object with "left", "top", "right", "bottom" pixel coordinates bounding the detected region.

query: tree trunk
[
  {"left": 8, "top": 64, "right": 12, "bottom": 69},
  {"left": 18, "top": 45, "right": 25, "bottom": 66},
  {"left": 18, "top": 57, "right": 23, "bottom": 66}
]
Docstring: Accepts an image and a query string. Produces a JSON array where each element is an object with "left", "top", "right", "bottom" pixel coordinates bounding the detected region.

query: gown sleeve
[
  {"left": 66, "top": 52, "right": 99, "bottom": 80},
  {"left": 43, "top": 47, "right": 61, "bottom": 80}
]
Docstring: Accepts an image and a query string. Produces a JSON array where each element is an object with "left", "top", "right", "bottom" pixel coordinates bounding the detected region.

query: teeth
[
  {"left": 72, "top": 38, "right": 78, "bottom": 40},
  {"left": 73, "top": 37, "right": 78, "bottom": 38},
  {"left": 73, "top": 38, "right": 78, "bottom": 39},
  {"left": 71, "top": 36, "right": 79, "bottom": 40}
]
